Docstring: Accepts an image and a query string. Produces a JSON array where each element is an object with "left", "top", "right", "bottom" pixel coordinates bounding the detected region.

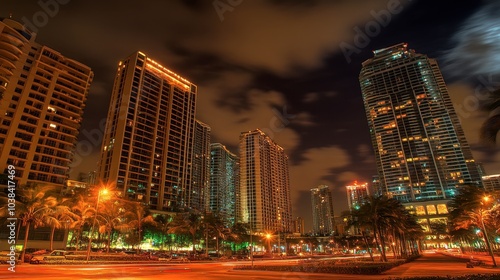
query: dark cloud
[{"left": 443, "top": 0, "right": 500, "bottom": 81}]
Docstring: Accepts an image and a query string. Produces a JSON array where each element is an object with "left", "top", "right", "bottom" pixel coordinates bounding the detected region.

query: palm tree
[
  {"left": 202, "top": 213, "right": 232, "bottom": 255},
  {"left": 226, "top": 222, "right": 249, "bottom": 254},
  {"left": 168, "top": 211, "right": 202, "bottom": 253},
  {"left": 149, "top": 214, "right": 172, "bottom": 251},
  {"left": 1, "top": 185, "right": 59, "bottom": 262},
  {"left": 68, "top": 195, "right": 94, "bottom": 250},
  {"left": 449, "top": 185, "right": 497, "bottom": 266},
  {"left": 43, "top": 199, "right": 76, "bottom": 251},
  {"left": 345, "top": 211, "right": 375, "bottom": 261},
  {"left": 97, "top": 200, "right": 126, "bottom": 252},
  {"left": 391, "top": 209, "right": 423, "bottom": 258},
  {"left": 117, "top": 201, "right": 156, "bottom": 252},
  {"left": 351, "top": 195, "right": 419, "bottom": 262},
  {"left": 449, "top": 227, "right": 478, "bottom": 253}
]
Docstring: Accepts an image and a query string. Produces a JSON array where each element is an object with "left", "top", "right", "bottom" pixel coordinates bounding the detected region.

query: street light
[
  {"left": 86, "top": 188, "right": 109, "bottom": 262},
  {"left": 481, "top": 196, "right": 497, "bottom": 267},
  {"left": 265, "top": 233, "right": 272, "bottom": 253}
]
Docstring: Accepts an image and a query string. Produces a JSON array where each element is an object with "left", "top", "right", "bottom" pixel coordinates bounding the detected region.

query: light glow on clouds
[{"left": 444, "top": 1, "right": 500, "bottom": 79}]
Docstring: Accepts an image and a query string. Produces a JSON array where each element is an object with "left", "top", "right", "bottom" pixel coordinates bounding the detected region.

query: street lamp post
[
  {"left": 265, "top": 233, "right": 272, "bottom": 253},
  {"left": 481, "top": 196, "right": 497, "bottom": 267},
  {"left": 86, "top": 189, "right": 108, "bottom": 262},
  {"left": 277, "top": 231, "right": 280, "bottom": 256}
]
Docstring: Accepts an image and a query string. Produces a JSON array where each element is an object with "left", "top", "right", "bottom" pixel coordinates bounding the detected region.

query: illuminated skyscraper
[
  {"left": 483, "top": 174, "right": 500, "bottom": 192},
  {"left": 239, "top": 129, "right": 292, "bottom": 233},
  {"left": 0, "top": 18, "right": 93, "bottom": 188},
  {"left": 293, "top": 217, "right": 305, "bottom": 235},
  {"left": 346, "top": 181, "right": 370, "bottom": 211},
  {"left": 311, "top": 185, "right": 335, "bottom": 236},
  {"left": 359, "top": 43, "right": 482, "bottom": 202},
  {"left": 97, "top": 51, "right": 196, "bottom": 211},
  {"left": 209, "top": 143, "right": 239, "bottom": 225},
  {"left": 192, "top": 120, "right": 211, "bottom": 212}
]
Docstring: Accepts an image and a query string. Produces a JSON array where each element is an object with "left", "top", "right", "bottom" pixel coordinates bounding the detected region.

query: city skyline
[{"left": 3, "top": 1, "right": 499, "bottom": 231}]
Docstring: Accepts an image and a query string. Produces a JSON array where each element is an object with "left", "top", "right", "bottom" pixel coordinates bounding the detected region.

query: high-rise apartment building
[
  {"left": 209, "top": 143, "right": 239, "bottom": 225},
  {"left": 346, "top": 181, "right": 370, "bottom": 211},
  {"left": 311, "top": 185, "right": 335, "bottom": 236},
  {"left": 483, "top": 174, "right": 500, "bottom": 192},
  {"left": 371, "top": 175, "right": 383, "bottom": 197},
  {"left": 359, "top": 43, "right": 482, "bottom": 203},
  {"left": 97, "top": 51, "right": 196, "bottom": 212},
  {"left": 293, "top": 217, "right": 305, "bottom": 235},
  {"left": 239, "top": 129, "right": 292, "bottom": 233},
  {"left": 191, "top": 120, "right": 211, "bottom": 212},
  {"left": 0, "top": 18, "right": 93, "bottom": 188}
]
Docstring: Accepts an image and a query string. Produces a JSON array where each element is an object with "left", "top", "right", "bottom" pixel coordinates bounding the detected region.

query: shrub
[{"left": 234, "top": 256, "right": 419, "bottom": 275}]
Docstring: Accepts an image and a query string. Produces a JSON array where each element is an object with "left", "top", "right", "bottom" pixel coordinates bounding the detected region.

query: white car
[{"left": 30, "top": 250, "right": 73, "bottom": 264}]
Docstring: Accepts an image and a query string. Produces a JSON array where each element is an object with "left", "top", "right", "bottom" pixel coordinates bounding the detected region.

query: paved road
[
  {"left": 379, "top": 252, "right": 500, "bottom": 278},
  {"left": 1, "top": 252, "right": 499, "bottom": 279}
]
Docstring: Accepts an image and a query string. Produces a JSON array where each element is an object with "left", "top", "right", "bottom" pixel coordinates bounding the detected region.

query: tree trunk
[
  {"left": 376, "top": 224, "right": 388, "bottom": 262},
  {"left": 137, "top": 221, "right": 142, "bottom": 253},
  {"left": 21, "top": 221, "right": 31, "bottom": 263},
  {"left": 50, "top": 225, "right": 56, "bottom": 251},
  {"left": 16, "top": 222, "right": 21, "bottom": 244},
  {"left": 205, "top": 229, "right": 209, "bottom": 256},
  {"left": 362, "top": 231, "right": 375, "bottom": 262},
  {"left": 192, "top": 233, "right": 196, "bottom": 254},
  {"left": 75, "top": 228, "right": 82, "bottom": 251},
  {"left": 106, "top": 230, "right": 111, "bottom": 253}
]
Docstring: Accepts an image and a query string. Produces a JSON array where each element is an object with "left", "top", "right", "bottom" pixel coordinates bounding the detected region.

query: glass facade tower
[
  {"left": 311, "top": 185, "right": 335, "bottom": 236},
  {"left": 209, "top": 143, "right": 239, "bottom": 225},
  {"left": 359, "top": 43, "right": 481, "bottom": 202},
  {"left": 192, "top": 120, "right": 211, "bottom": 212}
]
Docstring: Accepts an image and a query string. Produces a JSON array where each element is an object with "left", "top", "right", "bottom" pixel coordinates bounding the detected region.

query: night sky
[{"left": 4, "top": 0, "right": 499, "bottom": 232}]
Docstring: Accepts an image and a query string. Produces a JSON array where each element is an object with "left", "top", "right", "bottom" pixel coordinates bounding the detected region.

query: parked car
[
  {"left": 231, "top": 254, "right": 250, "bottom": 261},
  {"left": 158, "top": 253, "right": 190, "bottom": 262},
  {"left": 30, "top": 250, "right": 75, "bottom": 264},
  {"left": 23, "top": 249, "right": 50, "bottom": 263},
  {"left": 0, "top": 251, "right": 20, "bottom": 264}
]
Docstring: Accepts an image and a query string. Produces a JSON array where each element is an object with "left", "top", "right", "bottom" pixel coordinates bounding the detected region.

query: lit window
[
  {"left": 437, "top": 204, "right": 448, "bottom": 214},
  {"left": 416, "top": 206, "right": 425, "bottom": 216},
  {"left": 426, "top": 205, "right": 437, "bottom": 215}
]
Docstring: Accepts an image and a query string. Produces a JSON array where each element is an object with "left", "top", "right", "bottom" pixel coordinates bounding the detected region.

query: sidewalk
[
  {"left": 441, "top": 251, "right": 500, "bottom": 267},
  {"left": 378, "top": 251, "right": 500, "bottom": 278},
  {"left": 227, "top": 252, "right": 500, "bottom": 279}
]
